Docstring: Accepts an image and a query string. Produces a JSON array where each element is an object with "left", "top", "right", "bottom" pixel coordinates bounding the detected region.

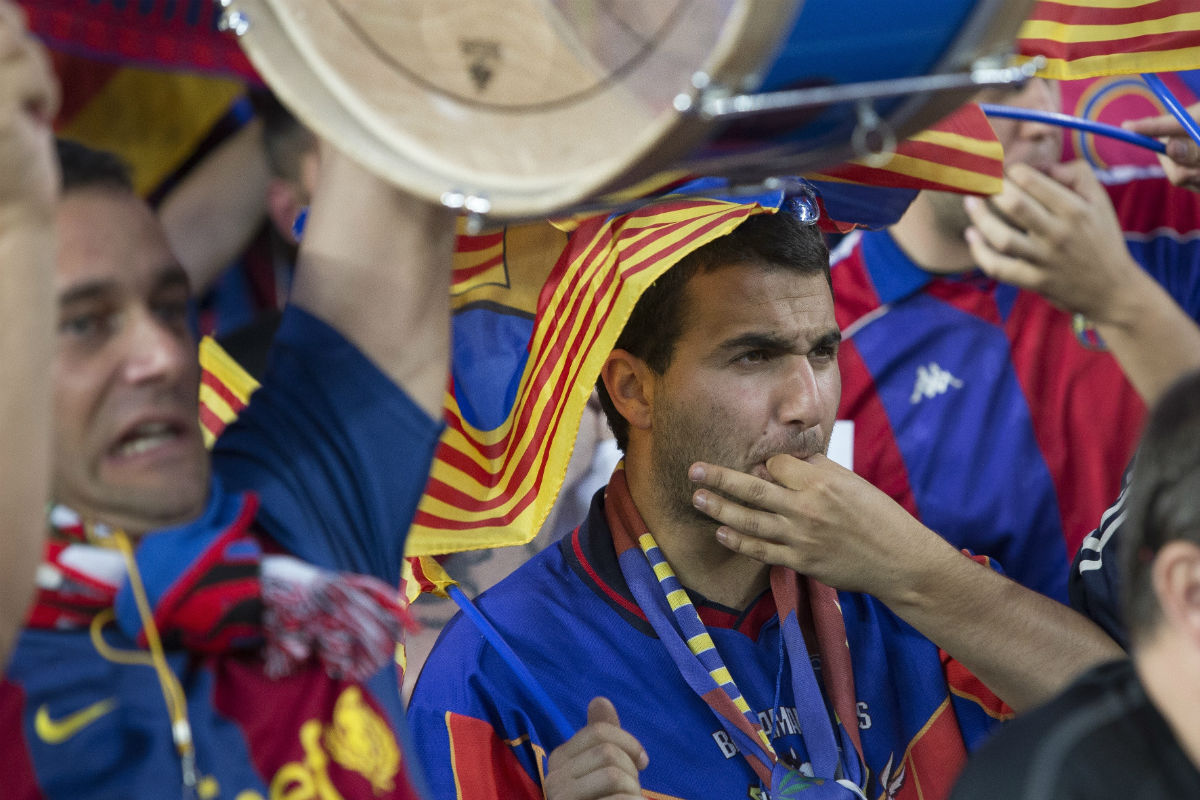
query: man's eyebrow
[
  {"left": 58, "top": 280, "right": 117, "bottom": 307},
  {"left": 718, "top": 332, "right": 798, "bottom": 352},
  {"left": 814, "top": 329, "right": 842, "bottom": 348},
  {"left": 719, "top": 329, "right": 842, "bottom": 352},
  {"left": 154, "top": 264, "right": 191, "bottom": 292}
]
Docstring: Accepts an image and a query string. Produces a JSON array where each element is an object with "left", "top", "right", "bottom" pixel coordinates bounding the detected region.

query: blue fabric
[
  {"left": 213, "top": 305, "right": 442, "bottom": 585},
  {"left": 408, "top": 493, "right": 1003, "bottom": 800},
  {"left": 851, "top": 231, "right": 1071, "bottom": 602}
]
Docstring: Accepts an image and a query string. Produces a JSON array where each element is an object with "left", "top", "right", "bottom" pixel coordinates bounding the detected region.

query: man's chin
[{"left": 87, "top": 477, "right": 210, "bottom": 535}]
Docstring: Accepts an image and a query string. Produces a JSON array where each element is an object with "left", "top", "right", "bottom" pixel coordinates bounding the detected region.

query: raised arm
[
  {"left": 157, "top": 116, "right": 271, "bottom": 295},
  {"left": 964, "top": 160, "right": 1200, "bottom": 408},
  {"left": 289, "top": 141, "right": 453, "bottom": 419},
  {"left": 0, "top": 1, "right": 59, "bottom": 663},
  {"left": 689, "top": 455, "right": 1123, "bottom": 712}
]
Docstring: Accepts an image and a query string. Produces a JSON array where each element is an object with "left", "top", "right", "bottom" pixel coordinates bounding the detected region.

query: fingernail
[
  {"left": 963, "top": 195, "right": 981, "bottom": 212},
  {"left": 689, "top": 464, "right": 705, "bottom": 481},
  {"left": 692, "top": 491, "right": 707, "bottom": 510},
  {"left": 715, "top": 528, "right": 730, "bottom": 545}
]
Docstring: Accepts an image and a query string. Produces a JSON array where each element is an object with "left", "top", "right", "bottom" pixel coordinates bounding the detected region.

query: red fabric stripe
[
  {"left": 445, "top": 712, "right": 544, "bottom": 800},
  {"left": 891, "top": 140, "right": 1003, "bottom": 180},
  {"left": 201, "top": 369, "right": 248, "bottom": 413},
  {"left": 1025, "top": 0, "right": 1192, "bottom": 27},
  {"left": 451, "top": 254, "right": 504, "bottom": 285},
  {"left": 1022, "top": 31, "right": 1200, "bottom": 62},
  {"left": 941, "top": 648, "right": 1011, "bottom": 721},
  {"left": 836, "top": 341, "right": 919, "bottom": 519},
  {"left": 924, "top": 279, "right": 1003, "bottom": 327},
  {"left": 571, "top": 528, "right": 646, "bottom": 621},
  {"left": 453, "top": 231, "right": 505, "bottom": 254},
  {"left": 22, "top": 3, "right": 260, "bottom": 81},
  {"left": 198, "top": 404, "right": 225, "bottom": 440},
  {"left": 1003, "top": 292, "right": 1142, "bottom": 555},
  {"left": 893, "top": 699, "right": 968, "bottom": 800},
  {"left": 0, "top": 681, "right": 43, "bottom": 800},
  {"left": 212, "top": 660, "right": 424, "bottom": 797}
]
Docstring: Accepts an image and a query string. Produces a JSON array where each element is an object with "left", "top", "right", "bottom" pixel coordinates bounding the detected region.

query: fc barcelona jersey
[{"left": 832, "top": 175, "right": 1200, "bottom": 602}]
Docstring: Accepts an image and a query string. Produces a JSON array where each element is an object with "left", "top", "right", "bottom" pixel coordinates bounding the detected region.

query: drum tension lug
[
  {"left": 440, "top": 191, "right": 491, "bottom": 233},
  {"left": 218, "top": 9, "right": 251, "bottom": 36},
  {"left": 851, "top": 100, "right": 896, "bottom": 167}
]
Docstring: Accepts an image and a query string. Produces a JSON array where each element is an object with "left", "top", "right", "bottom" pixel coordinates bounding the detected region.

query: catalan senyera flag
[{"left": 1017, "top": 0, "right": 1200, "bottom": 80}]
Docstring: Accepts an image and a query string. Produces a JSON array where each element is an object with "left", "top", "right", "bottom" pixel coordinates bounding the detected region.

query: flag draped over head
[
  {"left": 408, "top": 186, "right": 788, "bottom": 555},
  {"left": 1017, "top": 0, "right": 1200, "bottom": 80}
]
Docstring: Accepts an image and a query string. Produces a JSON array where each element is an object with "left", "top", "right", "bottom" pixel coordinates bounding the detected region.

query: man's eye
[
  {"left": 736, "top": 350, "right": 771, "bottom": 365},
  {"left": 811, "top": 344, "right": 839, "bottom": 362},
  {"left": 60, "top": 313, "right": 108, "bottom": 339}
]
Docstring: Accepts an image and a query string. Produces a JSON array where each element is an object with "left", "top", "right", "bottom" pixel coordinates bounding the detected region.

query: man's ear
[
  {"left": 1152, "top": 540, "right": 1200, "bottom": 648},
  {"left": 266, "top": 178, "right": 305, "bottom": 244},
  {"left": 600, "top": 349, "right": 655, "bottom": 434}
]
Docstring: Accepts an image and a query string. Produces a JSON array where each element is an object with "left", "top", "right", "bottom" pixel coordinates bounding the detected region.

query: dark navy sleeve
[
  {"left": 211, "top": 305, "right": 443, "bottom": 585},
  {"left": 1069, "top": 461, "right": 1132, "bottom": 651}
]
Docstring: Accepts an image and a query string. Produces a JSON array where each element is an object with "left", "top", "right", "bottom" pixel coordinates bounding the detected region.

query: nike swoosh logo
[{"left": 34, "top": 698, "right": 117, "bottom": 744}]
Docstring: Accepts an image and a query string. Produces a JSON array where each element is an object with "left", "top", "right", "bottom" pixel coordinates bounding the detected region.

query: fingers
[
  {"left": 962, "top": 226, "right": 1046, "bottom": 292},
  {"left": 1122, "top": 105, "right": 1200, "bottom": 177},
  {"left": 544, "top": 698, "right": 647, "bottom": 800},
  {"left": 0, "top": 4, "right": 57, "bottom": 124},
  {"left": 688, "top": 463, "right": 791, "bottom": 536},
  {"left": 1122, "top": 105, "right": 1200, "bottom": 138},
  {"left": 547, "top": 698, "right": 648, "bottom": 774}
]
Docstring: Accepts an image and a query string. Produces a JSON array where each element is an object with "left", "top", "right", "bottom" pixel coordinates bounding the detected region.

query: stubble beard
[{"left": 648, "top": 396, "right": 826, "bottom": 531}]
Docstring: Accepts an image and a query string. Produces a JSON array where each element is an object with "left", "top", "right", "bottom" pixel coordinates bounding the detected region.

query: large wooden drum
[{"left": 222, "top": 0, "right": 1036, "bottom": 218}]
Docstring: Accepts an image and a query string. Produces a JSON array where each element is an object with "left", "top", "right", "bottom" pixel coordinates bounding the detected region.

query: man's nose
[
  {"left": 1016, "top": 79, "right": 1062, "bottom": 138},
  {"left": 122, "top": 309, "right": 188, "bottom": 385},
  {"left": 779, "top": 356, "right": 822, "bottom": 426}
]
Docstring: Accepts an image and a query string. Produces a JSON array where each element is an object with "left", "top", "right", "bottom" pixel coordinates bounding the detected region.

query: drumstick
[
  {"left": 447, "top": 584, "right": 577, "bottom": 744},
  {"left": 979, "top": 104, "right": 1166, "bottom": 154},
  {"left": 1140, "top": 73, "right": 1200, "bottom": 150}
]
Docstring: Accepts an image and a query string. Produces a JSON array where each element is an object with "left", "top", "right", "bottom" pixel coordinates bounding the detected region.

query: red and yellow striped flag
[
  {"left": 812, "top": 103, "right": 1005, "bottom": 197},
  {"left": 1017, "top": 0, "right": 1200, "bottom": 80}
]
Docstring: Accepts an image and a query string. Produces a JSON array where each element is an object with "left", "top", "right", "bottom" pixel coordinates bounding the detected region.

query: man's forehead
[
  {"left": 55, "top": 189, "right": 182, "bottom": 295},
  {"left": 683, "top": 262, "right": 833, "bottom": 317}
]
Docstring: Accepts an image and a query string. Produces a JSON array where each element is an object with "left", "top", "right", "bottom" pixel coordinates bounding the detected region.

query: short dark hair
[
  {"left": 249, "top": 89, "right": 316, "bottom": 183},
  {"left": 595, "top": 209, "right": 830, "bottom": 450},
  {"left": 56, "top": 138, "right": 134, "bottom": 195},
  {"left": 1122, "top": 368, "right": 1200, "bottom": 643}
]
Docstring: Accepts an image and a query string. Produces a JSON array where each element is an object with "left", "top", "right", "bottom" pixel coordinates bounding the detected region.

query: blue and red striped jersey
[{"left": 832, "top": 174, "right": 1200, "bottom": 601}]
